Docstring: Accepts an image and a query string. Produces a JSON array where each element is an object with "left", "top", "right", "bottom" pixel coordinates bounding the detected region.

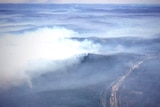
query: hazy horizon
[{"left": 0, "top": 0, "right": 160, "bottom": 4}]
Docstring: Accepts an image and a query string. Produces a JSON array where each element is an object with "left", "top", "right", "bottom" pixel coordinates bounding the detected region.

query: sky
[{"left": 0, "top": 0, "right": 160, "bottom": 4}]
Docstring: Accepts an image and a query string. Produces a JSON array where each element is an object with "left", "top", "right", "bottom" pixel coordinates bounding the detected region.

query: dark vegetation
[{"left": 0, "top": 53, "right": 140, "bottom": 107}]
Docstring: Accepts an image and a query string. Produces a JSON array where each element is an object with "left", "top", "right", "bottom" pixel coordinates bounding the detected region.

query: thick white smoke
[{"left": 0, "top": 27, "right": 101, "bottom": 89}]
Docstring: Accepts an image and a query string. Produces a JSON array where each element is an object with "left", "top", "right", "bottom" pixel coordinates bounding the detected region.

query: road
[
  {"left": 110, "top": 61, "right": 144, "bottom": 107},
  {"left": 100, "top": 54, "right": 158, "bottom": 107}
]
